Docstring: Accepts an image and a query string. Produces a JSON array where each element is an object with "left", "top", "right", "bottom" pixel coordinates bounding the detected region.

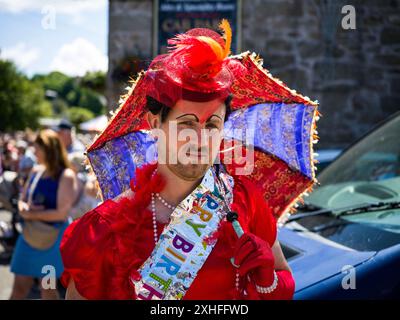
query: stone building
[{"left": 107, "top": 0, "right": 400, "bottom": 149}]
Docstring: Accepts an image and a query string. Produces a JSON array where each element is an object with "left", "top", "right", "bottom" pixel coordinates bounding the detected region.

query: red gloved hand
[{"left": 233, "top": 232, "right": 275, "bottom": 287}]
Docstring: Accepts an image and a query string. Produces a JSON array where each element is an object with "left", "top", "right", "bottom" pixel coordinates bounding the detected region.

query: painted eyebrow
[
  {"left": 175, "top": 114, "right": 222, "bottom": 122},
  {"left": 176, "top": 114, "right": 199, "bottom": 121},
  {"left": 207, "top": 115, "right": 223, "bottom": 121}
]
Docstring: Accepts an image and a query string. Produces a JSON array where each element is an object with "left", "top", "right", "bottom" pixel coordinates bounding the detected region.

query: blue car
[{"left": 279, "top": 112, "right": 400, "bottom": 299}]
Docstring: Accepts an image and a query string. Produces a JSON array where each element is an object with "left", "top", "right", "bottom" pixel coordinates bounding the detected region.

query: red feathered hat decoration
[{"left": 144, "top": 19, "right": 240, "bottom": 107}]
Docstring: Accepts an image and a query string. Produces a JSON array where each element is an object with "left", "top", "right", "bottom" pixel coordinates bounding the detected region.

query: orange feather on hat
[{"left": 167, "top": 19, "right": 232, "bottom": 79}]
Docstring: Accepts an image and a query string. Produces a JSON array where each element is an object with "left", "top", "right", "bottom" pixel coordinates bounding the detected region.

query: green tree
[
  {"left": 0, "top": 60, "right": 52, "bottom": 131},
  {"left": 68, "top": 106, "right": 94, "bottom": 127},
  {"left": 51, "top": 98, "right": 69, "bottom": 117},
  {"left": 32, "top": 71, "right": 70, "bottom": 97},
  {"left": 32, "top": 70, "right": 106, "bottom": 116},
  {"left": 78, "top": 87, "right": 105, "bottom": 115},
  {"left": 81, "top": 71, "right": 106, "bottom": 93}
]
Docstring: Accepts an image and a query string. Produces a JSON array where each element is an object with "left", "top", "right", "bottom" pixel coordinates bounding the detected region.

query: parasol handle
[
  {"left": 226, "top": 211, "right": 244, "bottom": 238},
  {"left": 227, "top": 211, "right": 245, "bottom": 268}
]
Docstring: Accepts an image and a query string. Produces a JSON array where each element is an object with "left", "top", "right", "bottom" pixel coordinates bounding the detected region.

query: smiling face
[{"left": 147, "top": 98, "right": 226, "bottom": 181}]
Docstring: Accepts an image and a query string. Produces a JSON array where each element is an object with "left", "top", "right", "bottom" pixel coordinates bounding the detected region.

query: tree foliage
[
  {"left": 0, "top": 59, "right": 106, "bottom": 131},
  {"left": 68, "top": 107, "right": 95, "bottom": 128},
  {"left": 0, "top": 60, "right": 52, "bottom": 131}
]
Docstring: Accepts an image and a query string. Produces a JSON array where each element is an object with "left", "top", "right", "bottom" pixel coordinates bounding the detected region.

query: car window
[{"left": 318, "top": 115, "right": 400, "bottom": 184}]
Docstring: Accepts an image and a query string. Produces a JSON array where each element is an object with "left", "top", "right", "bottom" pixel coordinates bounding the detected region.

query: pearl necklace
[
  {"left": 150, "top": 192, "right": 159, "bottom": 243},
  {"left": 149, "top": 167, "right": 240, "bottom": 294},
  {"left": 150, "top": 191, "right": 176, "bottom": 241},
  {"left": 155, "top": 192, "right": 176, "bottom": 210}
]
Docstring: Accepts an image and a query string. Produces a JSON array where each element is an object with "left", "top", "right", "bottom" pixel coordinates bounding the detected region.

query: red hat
[{"left": 144, "top": 19, "right": 240, "bottom": 107}]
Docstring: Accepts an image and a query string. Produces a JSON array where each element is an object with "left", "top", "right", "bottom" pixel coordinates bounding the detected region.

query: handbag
[{"left": 22, "top": 168, "right": 61, "bottom": 250}]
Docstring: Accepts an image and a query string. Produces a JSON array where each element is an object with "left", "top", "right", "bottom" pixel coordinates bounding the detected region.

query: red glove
[{"left": 233, "top": 232, "right": 275, "bottom": 287}]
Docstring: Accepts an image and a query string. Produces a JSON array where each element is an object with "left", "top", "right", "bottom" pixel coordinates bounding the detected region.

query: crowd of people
[{"left": 0, "top": 121, "right": 100, "bottom": 299}]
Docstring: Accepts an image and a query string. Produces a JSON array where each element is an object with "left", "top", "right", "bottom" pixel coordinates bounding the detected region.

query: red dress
[{"left": 60, "top": 164, "right": 287, "bottom": 300}]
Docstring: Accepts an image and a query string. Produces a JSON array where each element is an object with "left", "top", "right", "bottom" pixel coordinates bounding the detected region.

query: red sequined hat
[{"left": 144, "top": 20, "right": 240, "bottom": 107}]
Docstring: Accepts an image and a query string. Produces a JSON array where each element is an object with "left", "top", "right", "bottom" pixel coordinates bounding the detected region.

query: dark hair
[{"left": 147, "top": 94, "right": 233, "bottom": 123}]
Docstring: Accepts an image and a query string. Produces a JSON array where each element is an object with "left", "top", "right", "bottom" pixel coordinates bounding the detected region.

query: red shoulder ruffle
[
  {"left": 60, "top": 163, "right": 166, "bottom": 299},
  {"left": 60, "top": 202, "right": 116, "bottom": 299}
]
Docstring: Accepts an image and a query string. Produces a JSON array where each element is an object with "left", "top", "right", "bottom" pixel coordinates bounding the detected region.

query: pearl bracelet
[{"left": 254, "top": 271, "right": 278, "bottom": 294}]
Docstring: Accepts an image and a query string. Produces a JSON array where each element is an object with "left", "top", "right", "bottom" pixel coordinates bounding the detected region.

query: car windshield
[
  {"left": 318, "top": 115, "right": 400, "bottom": 185},
  {"left": 293, "top": 114, "right": 400, "bottom": 250}
]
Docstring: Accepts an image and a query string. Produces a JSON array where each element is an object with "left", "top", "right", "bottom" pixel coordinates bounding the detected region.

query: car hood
[{"left": 278, "top": 225, "right": 376, "bottom": 293}]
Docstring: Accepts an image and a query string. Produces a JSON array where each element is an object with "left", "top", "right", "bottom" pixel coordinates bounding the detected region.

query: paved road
[{"left": 0, "top": 208, "right": 13, "bottom": 299}]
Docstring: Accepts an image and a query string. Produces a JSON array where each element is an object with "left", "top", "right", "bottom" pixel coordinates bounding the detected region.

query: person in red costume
[{"left": 60, "top": 20, "right": 296, "bottom": 300}]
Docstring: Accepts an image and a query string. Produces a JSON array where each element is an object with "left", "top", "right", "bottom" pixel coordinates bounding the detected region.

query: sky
[{"left": 0, "top": 0, "right": 108, "bottom": 77}]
